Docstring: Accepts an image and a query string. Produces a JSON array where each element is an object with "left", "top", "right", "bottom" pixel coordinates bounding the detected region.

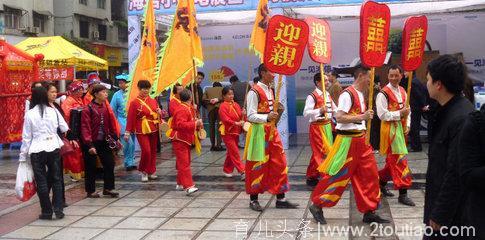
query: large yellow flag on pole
[
  {"left": 151, "top": 0, "right": 204, "bottom": 97},
  {"left": 249, "top": 0, "right": 270, "bottom": 62},
  {"left": 126, "top": 0, "right": 157, "bottom": 108}
]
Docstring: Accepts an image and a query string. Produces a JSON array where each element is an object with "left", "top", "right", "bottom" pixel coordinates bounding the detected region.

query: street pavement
[{"left": 0, "top": 134, "right": 428, "bottom": 239}]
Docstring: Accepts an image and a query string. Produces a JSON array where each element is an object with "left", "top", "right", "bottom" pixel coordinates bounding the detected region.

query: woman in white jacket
[{"left": 19, "top": 86, "right": 68, "bottom": 220}]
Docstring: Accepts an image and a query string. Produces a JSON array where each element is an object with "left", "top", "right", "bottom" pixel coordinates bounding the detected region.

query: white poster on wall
[{"left": 128, "top": 15, "right": 141, "bottom": 73}]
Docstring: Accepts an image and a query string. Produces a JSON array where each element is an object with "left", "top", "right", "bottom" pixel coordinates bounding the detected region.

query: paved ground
[{"left": 0, "top": 134, "right": 428, "bottom": 239}]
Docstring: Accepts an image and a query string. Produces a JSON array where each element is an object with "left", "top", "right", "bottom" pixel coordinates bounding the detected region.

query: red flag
[
  {"left": 305, "top": 17, "right": 332, "bottom": 64},
  {"left": 263, "top": 15, "right": 309, "bottom": 75},
  {"left": 360, "top": 0, "right": 391, "bottom": 67},
  {"left": 402, "top": 15, "right": 428, "bottom": 71}
]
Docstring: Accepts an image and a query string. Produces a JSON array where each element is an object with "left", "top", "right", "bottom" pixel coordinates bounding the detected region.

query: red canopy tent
[{"left": 0, "top": 38, "right": 43, "bottom": 144}]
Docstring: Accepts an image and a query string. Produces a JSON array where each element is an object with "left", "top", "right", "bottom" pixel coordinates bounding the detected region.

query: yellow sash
[{"left": 137, "top": 98, "right": 159, "bottom": 134}]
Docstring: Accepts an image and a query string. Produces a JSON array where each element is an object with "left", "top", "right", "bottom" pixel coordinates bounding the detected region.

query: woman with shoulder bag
[
  {"left": 81, "top": 84, "right": 120, "bottom": 198},
  {"left": 19, "top": 86, "right": 69, "bottom": 220}
]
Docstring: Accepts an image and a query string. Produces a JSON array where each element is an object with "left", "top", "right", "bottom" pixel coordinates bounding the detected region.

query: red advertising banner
[
  {"left": 360, "top": 0, "right": 391, "bottom": 67},
  {"left": 263, "top": 15, "right": 309, "bottom": 75},
  {"left": 305, "top": 17, "right": 332, "bottom": 64},
  {"left": 38, "top": 67, "right": 75, "bottom": 81},
  {"left": 402, "top": 15, "right": 428, "bottom": 71}
]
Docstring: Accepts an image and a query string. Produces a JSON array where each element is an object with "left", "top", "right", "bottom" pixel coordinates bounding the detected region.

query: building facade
[{"left": 0, "top": 0, "right": 55, "bottom": 44}]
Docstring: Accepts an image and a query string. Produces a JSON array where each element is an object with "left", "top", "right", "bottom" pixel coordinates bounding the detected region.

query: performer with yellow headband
[
  {"left": 309, "top": 66, "right": 388, "bottom": 224},
  {"left": 376, "top": 65, "right": 415, "bottom": 206},
  {"left": 303, "top": 72, "right": 337, "bottom": 187},
  {"left": 125, "top": 80, "right": 161, "bottom": 182}
]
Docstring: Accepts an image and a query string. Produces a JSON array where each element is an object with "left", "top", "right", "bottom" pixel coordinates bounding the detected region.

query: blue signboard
[{"left": 128, "top": 0, "right": 408, "bottom": 15}]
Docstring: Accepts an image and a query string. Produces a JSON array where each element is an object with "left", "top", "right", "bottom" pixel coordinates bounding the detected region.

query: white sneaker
[
  {"left": 141, "top": 174, "right": 148, "bottom": 182},
  {"left": 175, "top": 185, "right": 184, "bottom": 191},
  {"left": 240, "top": 173, "right": 245, "bottom": 181},
  {"left": 186, "top": 186, "right": 199, "bottom": 196},
  {"left": 148, "top": 174, "right": 158, "bottom": 180},
  {"left": 223, "top": 172, "right": 233, "bottom": 178},
  {"left": 70, "top": 176, "right": 79, "bottom": 182}
]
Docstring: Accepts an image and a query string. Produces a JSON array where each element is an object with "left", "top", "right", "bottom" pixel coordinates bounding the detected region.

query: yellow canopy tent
[{"left": 16, "top": 36, "right": 108, "bottom": 71}]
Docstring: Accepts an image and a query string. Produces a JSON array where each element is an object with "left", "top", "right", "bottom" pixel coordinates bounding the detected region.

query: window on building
[
  {"left": 98, "top": 24, "right": 107, "bottom": 41},
  {"left": 118, "top": 26, "right": 128, "bottom": 42},
  {"left": 97, "top": 0, "right": 106, "bottom": 9},
  {"left": 79, "top": 0, "right": 88, "bottom": 5},
  {"left": 33, "top": 12, "right": 47, "bottom": 33},
  {"left": 4, "top": 7, "right": 22, "bottom": 29},
  {"left": 79, "top": 21, "right": 89, "bottom": 38}
]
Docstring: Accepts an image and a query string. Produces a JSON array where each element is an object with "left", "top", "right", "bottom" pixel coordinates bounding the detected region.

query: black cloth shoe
[
  {"left": 39, "top": 214, "right": 52, "bottom": 220},
  {"left": 275, "top": 200, "right": 299, "bottom": 209},
  {"left": 306, "top": 178, "right": 318, "bottom": 187},
  {"left": 249, "top": 201, "right": 263, "bottom": 212},
  {"left": 398, "top": 195, "right": 416, "bottom": 206},
  {"left": 103, "top": 190, "right": 119, "bottom": 198},
  {"left": 380, "top": 182, "right": 395, "bottom": 197},
  {"left": 215, "top": 146, "right": 226, "bottom": 151},
  {"left": 86, "top": 192, "right": 100, "bottom": 198},
  {"left": 210, "top": 146, "right": 216, "bottom": 151},
  {"left": 309, "top": 204, "right": 327, "bottom": 224},
  {"left": 55, "top": 211, "right": 65, "bottom": 219},
  {"left": 363, "top": 212, "right": 390, "bottom": 224}
]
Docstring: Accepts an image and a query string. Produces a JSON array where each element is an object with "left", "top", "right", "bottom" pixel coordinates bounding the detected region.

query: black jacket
[
  {"left": 458, "top": 106, "right": 485, "bottom": 239},
  {"left": 425, "top": 95, "right": 474, "bottom": 229}
]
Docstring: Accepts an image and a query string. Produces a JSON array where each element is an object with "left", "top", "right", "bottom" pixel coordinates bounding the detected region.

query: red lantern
[
  {"left": 402, "top": 15, "right": 428, "bottom": 71},
  {"left": 263, "top": 15, "right": 309, "bottom": 75},
  {"left": 360, "top": 0, "right": 391, "bottom": 67},
  {"left": 305, "top": 17, "right": 332, "bottom": 64}
]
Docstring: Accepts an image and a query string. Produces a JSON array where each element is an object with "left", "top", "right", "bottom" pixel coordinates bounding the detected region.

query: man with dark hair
[
  {"left": 327, "top": 69, "right": 342, "bottom": 104},
  {"left": 188, "top": 72, "right": 204, "bottom": 111},
  {"left": 424, "top": 55, "right": 474, "bottom": 239},
  {"left": 303, "top": 73, "right": 337, "bottom": 187},
  {"left": 244, "top": 63, "right": 299, "bottom": 212},
  {"left": 309, "top": 66, "right": 388, "bottom": 225},
  {"left": 253, "top": 77, "right": 260, "bottom": 85},
  {"left": 376, "top": 65, "right": 415, "bottom": 206},
  {"left": 229, "top": 75, "right": 250, "bottom": 109},
  {"left": 400, "top": 71, "right": 428, "bottom": 152},
  {"left": 203, "top": 82, "right": 224, "bottom": 151}
]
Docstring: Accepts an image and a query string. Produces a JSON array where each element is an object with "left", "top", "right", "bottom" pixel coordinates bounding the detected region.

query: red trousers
[
  {"left": 245, "top": 130, "right": 289, "bottom": 195},
  {"left": 307, "top": 124, "right": 328, "bottom": 180},
  {"left": 378, "top": 153, "right": 412, "bottom": 189},
  {"left": 173, "top": 140, "right": 194, "bottom": 189},
  {"left": 136, "top": 132, "right": 158, "bottom": 175},
  {"left": 222, "top": 135, "right": 245, "bottom": 174},
  {"left": 311, "top": 135, "right": 381, "bottom": 213}
]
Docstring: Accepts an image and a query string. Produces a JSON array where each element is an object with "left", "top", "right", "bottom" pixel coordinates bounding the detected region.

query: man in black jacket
[
  {"left": 424, "top": 55, "right": 474, "bottom": 239},
  {"left": 458, "top": 105, "right": 485, "bottom": 239},
  {"left": 401, "top": 72, "right": 428, "bottom": 152}
]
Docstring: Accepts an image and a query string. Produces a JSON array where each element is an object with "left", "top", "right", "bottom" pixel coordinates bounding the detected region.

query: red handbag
[{"left": 60, "top": 138, "right": 74, "bottom": 156}]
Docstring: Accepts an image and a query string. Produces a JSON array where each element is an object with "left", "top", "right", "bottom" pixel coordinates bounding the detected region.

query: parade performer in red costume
[
  {"left": 218, "top": 86, "right": 245, "bottom": 180},
  {"left": 376, "top": 65, "right": 415, "bottom": 206},
  {"left": 170, "top": 89, "right": 203, "bottom": 195},
  {"left": 303, "top": 73, "right": 337, "bottom": 187},
  {"left": 61, "top": 81, "right": 85, "bottom": 181},
  {"left": 309, "top": 66, "right": 389, "bottom": 224},
  {"left": 164, "top": 83, "right": 184, "bottom": 139},
  {"left": 125, "top": 80, "right": 161, "bottom": 182},
  {"left": 243, "top": 64, "right": 299, "bottom": 212}
]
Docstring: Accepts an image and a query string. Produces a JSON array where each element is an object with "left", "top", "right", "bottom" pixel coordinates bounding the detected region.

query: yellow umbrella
[{"left": 16, "top": 36, "right": 108, "bottom": 71}]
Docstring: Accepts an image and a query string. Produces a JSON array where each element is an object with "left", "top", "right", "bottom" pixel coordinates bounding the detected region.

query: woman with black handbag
[
  {"left": 19, "top": 86, "right": 69, "bottom": 219},
  {"left": 80, "top": 84, "right": 120, "bottom": 198}
]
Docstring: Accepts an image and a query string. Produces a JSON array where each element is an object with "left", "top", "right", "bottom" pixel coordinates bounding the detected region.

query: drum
[
  {"left": 242, "top": 122, "right": 251, "bottom": 132},
  {"left": 159, "top": 121, "right": 170, "bottom": 132},
  {"left": 197, "top": 129, "right": 207, "bottom": 140}
]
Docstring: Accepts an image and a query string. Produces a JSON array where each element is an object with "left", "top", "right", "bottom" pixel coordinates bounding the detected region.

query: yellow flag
[
  {"left": 152, "top": 0, "right": 204, "bottom": 97},
  {"left": 126, "top": 0, "right": 157, "bottom": 108},
  {"left": 249, "top": 0, "right": 270, "bottom": 62}
]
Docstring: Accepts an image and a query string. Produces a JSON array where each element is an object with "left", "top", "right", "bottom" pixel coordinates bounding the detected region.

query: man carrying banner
[
  {"left": 243, "top": 64, "right": 299, "bottom": 212},
  {"left": 376, "top": 65, "right": 415, "bottom": 206},
  {"left": 309, "top": 66, "right": 389, "bottom": 224},
  {"left": 303, "top": 73, "right": 336, "bottom": 187}
]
